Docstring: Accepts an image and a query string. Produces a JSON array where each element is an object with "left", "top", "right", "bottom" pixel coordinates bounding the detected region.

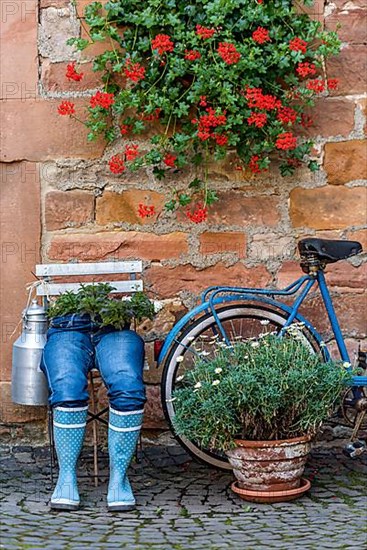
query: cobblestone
[{"left": 0, "top": 444, "right": 366, "bottom": 549}]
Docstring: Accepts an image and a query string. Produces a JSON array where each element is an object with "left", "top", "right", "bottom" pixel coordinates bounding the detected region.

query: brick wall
[{"left": 0, "top": 1, "right": 366, "bottom": 444}]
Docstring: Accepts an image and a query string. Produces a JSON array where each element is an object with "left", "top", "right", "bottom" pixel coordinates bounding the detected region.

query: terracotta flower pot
[{"left": 226, "top": 435, "right": 312, "bottom": 503}]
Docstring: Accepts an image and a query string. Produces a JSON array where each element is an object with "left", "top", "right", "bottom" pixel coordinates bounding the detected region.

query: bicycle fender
[{"left": 157, "top": 294, "right": 328, "bottom": 365}]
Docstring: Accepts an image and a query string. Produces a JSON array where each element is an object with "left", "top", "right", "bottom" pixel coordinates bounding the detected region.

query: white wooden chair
[{"left": 35, "top": 260, "right": 144, "bottom": 486}]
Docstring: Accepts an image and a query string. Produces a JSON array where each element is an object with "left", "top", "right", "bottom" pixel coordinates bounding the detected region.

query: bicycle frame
[{"left": 158, "top": 269, "right": 367, "bottom": 388}]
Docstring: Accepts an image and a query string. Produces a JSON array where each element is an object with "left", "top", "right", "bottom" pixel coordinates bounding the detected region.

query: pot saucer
[{"left": 231, "top": 477, "right": 311, "bottom": 503}]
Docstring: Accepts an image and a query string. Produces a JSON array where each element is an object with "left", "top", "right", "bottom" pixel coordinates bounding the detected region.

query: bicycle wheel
[{"left": 161, "top": 301, "right": 322, "bottom": 470}]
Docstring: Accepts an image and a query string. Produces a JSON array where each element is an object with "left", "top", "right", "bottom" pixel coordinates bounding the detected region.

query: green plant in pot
[
  {"left": 47, "top": 283, "right": 155, "bottom": 329},
  {"left": 172, "top": 329, "right": 350, "bottom": 503}
]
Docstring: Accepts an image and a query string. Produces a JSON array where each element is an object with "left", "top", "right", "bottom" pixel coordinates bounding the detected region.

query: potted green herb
[
  {"left": 172, "top": 329, "right": 350, "bottom": 503},
  {"left": 47, "top": 283, "right": 155, "bottom": 329}
]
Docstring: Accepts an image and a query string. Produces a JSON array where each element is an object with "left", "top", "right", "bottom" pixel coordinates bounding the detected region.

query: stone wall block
[
  {"left": 298, "top": 99, "right": 355, "bottom": 139},
  {"left": 207, "top": 192, "right": 280, "bottom": 227},
  {"left": 290, "top": 186, "right": 367, "bottom": 230},
  {"left": 45, "top": 190, "right": 95, "bottom": 230},
  {"left": 324, "top": 141, "right": 367, "bottom": 185},
  {"left": 0, "top": 383, "right": 46, "bottom": 424},
  {"left": 1, "top": 0, "right": 39, "bottom": 100},
  {"left": 0, "top": 99, "right": 105, "bottom": 162},
  {"left": 0, "top": 162, "right": 41, "bottom": 380},
  {"left": 327, "top": 45, "right": 367, "bottom": 95},
  {"left": 96, "top": 190, "right": 166, "bottom": 226},
  {"left": 146, "top": 263, "right": 271, "bottom": 298},
  {"left": 41, "top": 60, "right": 101, "bottom": 93},
  {"left": 47, "top": 232, "right": 189, "bottom": 261},
  {"left": 199, "top": 232, "right": 247, "bottom": 258},
  {"left": 39, "top": 7, "right": 80, "bottom": 62},
  {"left": 325, "top": 9, "right": 367, "bottom": 44}
]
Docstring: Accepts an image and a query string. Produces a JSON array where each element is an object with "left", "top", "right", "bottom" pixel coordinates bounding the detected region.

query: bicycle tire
[{"left": 161, "top": 301, "right": 322, "bottom": 470}]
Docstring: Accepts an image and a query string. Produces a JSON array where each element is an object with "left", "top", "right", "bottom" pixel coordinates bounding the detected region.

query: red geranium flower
[
  {"left": 90, "top": 91, "right": 115, "bottom": 109},
  {"left": 275, "top": 132, "right": 297, "bottom": 150},
  {"left": 249, "top": 155, "right": 261, "bottom": 174},
  {"left": 327, "top": 78, "right": 339, "bottom": 90},
  {"left": 306, "top": 79, "right": 325, "bottom": 93},
  {"left": 252, "top": 27, "right": 271, "bottom": 44},
  {"left": 296, "top": 62, "right": 316, "bottom": 78},
  {"left": 163, "top": 153, "right": 177, "bottom": 168},
  {"left": 109, "top": 154, "right": 125, "bottom": 174},
  {"left": 196, "top": 25, "right": 216, "bottom": 39},
  {"left": 214, "top": 134, "right": 228, "bottom": 146},
  {"left": 138, "top": 204, "right": 155, "bottom": 218},
  {"left": 289, "top": 38, "right": 307, "bottom": 54},
  {"left": 245, "top": 87, "right": 281, "bottom": 110},
  {"left": 185, "top": 49, "right": 201, "bottom": 61},
  {"left": 151, "top": 34, "right": 174, "bottom": 55},
  {"left": 65, "top": 61, "right": 84, "bottom": 82},
  {"left": 57, "top": 100, "right": 75, "bottom": 116},
  {"left": 247, "top": 112, "right": 268, "bottom": 128},
  {"left": 277, "top": 106, "right": 297, "bottom": 125},
  {"left": 124, "top": 144, "right": 139, "bottom": 161},
  {"left": 124, "top": 60, "right": 146, "bottom": 83},
  {"left": 186, "top": 203, "right": 208, "bottom": 223},
  {"left": 217, "top": 42, "right": 241, "bottom": 65},
  {"left": 120, "top": 124, "right": 132, "bottom": 135}
]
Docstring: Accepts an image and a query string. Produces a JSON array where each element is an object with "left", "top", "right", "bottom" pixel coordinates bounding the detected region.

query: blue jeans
[{"left": 40, "top": 314, "right": 146, "bottom": 412}]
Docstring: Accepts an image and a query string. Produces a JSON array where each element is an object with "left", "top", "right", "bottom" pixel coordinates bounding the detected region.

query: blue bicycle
[{"left": 158, "top": 238, "right": 367, "bottom": 469}]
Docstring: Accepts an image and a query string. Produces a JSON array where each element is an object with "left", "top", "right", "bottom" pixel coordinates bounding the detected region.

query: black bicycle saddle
[{"left": 298, "top": 238, "right": 363, "bottom": 263}]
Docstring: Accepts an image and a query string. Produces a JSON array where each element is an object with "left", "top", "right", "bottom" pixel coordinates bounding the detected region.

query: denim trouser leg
[
  {"left": 40, "top": 315, "right": 146, "bottom": 412},
  {"left": 95, "top": 330, "right": 146, "bottom": 412},
  {"left": 41, "top": 329, "right": 94, "bottom": 407}
]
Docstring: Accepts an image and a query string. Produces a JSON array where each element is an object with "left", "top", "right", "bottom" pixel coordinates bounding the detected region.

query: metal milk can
[{"left": 11, "top": 299, "right": 49, "bottom": 405}]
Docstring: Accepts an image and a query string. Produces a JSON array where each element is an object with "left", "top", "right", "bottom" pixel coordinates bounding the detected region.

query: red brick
[
  {"left": 0, "top": 0, "right": 38, "bottom": 99},
  {"left": 0, "top": 99, "right": 105, "bottom": 162},
  {"left": 327, "top": 45, "right": 367, "bottom": 95},
  {"left": 47, "top": 231, "right": 189, "bottom": 261},
  {"left": 96, "top": 190, "right": 165, "bottom": 226},
  {"left": 357, "top": 98, "right": 367, "bottom": 135},
  {"left": 277, "top": 261, "right": 302, "bottom": 288},
  {"left": 326, "top": 9, "right": 367, "bottom": 44},
  {"left": 45, "top": 190, "right": 95, "bottom": 230},
  {"left": 346, "top": 229, "right": 367, "bottom": 251},
  {"left": 207, "top": 192, "right": 280, "bottom": 227},
  {"left": 324, "top": 140, "right": 367, "bottom": 185},
  {"left": 199, "top": 232, "right": 246, "bottom": 258},
  {"left": 0, "top": 383, "right": 46, "bottom": 424},
  {"left": 0, "top": 162, "right": 41, "bottom": 380},
  {"left": 299, "top": 99, "right": 354, "bottom": 138},
  {"left": 290, "top": 186, "right": 367, "bottom": 230},
  {"left": 145, "top": 263, "right": 271, "bottom": 298},
  {"left": 41, "top": 60, "right": 101, "bottom": 93}
]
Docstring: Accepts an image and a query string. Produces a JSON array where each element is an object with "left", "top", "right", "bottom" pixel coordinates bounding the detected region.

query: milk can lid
[{"left": 23, "top": 299, "right": 46, "bottom": 318}]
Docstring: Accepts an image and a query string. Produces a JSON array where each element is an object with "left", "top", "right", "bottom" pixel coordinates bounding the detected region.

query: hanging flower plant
[{"left": 60, "top": 0, "right": 341, "bottom": 221}]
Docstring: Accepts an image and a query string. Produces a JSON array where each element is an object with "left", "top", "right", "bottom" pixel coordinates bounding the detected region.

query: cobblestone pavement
[{"left": 1, "top": 441, "right": 366, "bottom": 550}]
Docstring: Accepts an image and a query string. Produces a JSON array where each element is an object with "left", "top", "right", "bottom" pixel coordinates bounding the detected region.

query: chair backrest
[{"left": 35, "top": 261, "right": 143, "bottom": 300}]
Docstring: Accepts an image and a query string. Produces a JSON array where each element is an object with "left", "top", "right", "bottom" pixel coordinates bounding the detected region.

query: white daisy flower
[
  {"left": 176, "top": 356, "right": 184, "bottom": 363},
  {"left": 194, "top": 382, "right": 202, "bottom": 389},
  {"left": 215, "top": 367, "right": 223, "bottom": 374},
  {"left": 251, "top": 342, "right": 260, "bottom": 348},
  {"left": 260, "top": 320, "right": 270, "bottom": 325},
  {"left": 176, "top": 375, "right": 184, "bottom": 382},
  {"left": 343, "top": 362, "right": 351, "bottom": 368},
  {"left": 212, "top": 380, "right": 220, "bottom": 386}
]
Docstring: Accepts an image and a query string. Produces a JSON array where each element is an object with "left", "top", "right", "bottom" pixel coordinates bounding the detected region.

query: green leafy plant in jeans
[{"left": 47, "top": 283, "right": 155, "bottom": 329}]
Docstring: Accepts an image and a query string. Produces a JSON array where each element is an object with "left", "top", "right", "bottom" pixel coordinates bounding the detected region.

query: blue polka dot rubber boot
[
  {"left": 107, "top": 407, "right": 144, "bottom": 512},
  {"left": 50, "top": 406, "right": 88, "bottom": 511}
]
